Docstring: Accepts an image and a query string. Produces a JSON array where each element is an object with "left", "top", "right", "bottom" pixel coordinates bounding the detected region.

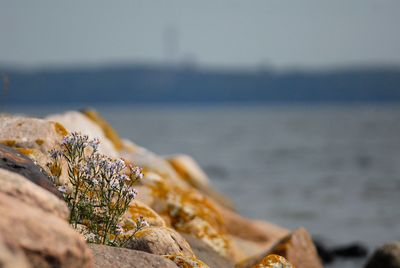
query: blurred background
[{"left": 1, "top": 1, "right": 400, "bottom": 267}]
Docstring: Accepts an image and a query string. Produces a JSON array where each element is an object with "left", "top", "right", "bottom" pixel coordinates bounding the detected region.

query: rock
[
  {"left": 167, "top": 154, "right": 211, "bottom": 188},
  {"left": 0, "top": 234, "right": 30, "bottom": 268},
  {"left": 81, "top": 109, "right": 124, "bottom": 151},
  {"left": 123, "top": 200, "right": 166, "bottom": 228},
  {"left": 45, "top": 111, "right": 118, "bottom": 157},
  {"left": 269, "top": 228, "right": 322, "bottom": 268},
  {"left": 218, "top": 204, "right": 289, "bottom": 244},
  {"left": 250, "top": 254, "right": 293, "bottom": 268},
  {"left": 0, "top": 192, "right": 93, "bottom": 268},
  {"left": 167, "top": 154, "right": 235, "bottom": 210},
  {"left": 0, "top": 115, "right": 67, "bottom": 153},
  {"left": 164, "top": 255, "right": 209, "bottom": 268},
  {"left": 121, "top": 146, "right": 188, "bottom": 188},
  {"left": 237, "top": 228, "right": 322, "bottom": 268},
  {"left": 365, "top": 241, "right": 400, "bottom": 268},
  {"left": 88, "top": 243, "right": 178, "bottom": 268},
  {"left": 0, "top": 168, "right": 69, "bottom": 220},
  {"left": 0, "top": 144, "right": 62, "bottom": 198},
  {"left": 182, "top": 233, "right": 235, "bottom": 268},
  {"left": 128, "top": 226, "right": 195, "bottom": 257}
]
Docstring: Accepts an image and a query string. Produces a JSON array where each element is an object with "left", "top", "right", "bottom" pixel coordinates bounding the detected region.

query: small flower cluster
[{"left": 48, "top": 132, "right": 147, "bottom": 246}]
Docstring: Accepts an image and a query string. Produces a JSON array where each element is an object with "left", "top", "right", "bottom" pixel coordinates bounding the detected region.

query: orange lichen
[
  {"left": 54, "top": 122, "right": 68, "bottom": 136},
  {"left": 164, "top": 255, "right": 209, "bottom": 268},
  {"left": 82, "top": 109, "right": 123, "bottom": 151},
  {"left": 252, "top": 254, "right": 293, "bottom": 268},
  {"left": 15, "top": 148, "right": 33, "bottom": 155},
  {"left": 35, "top": 139, "right": 44, "bottom": 145},
  {"left": 0, "top": 140, "right": 16, "bottom": 147},
  {"left": 144, "top": 173, "right": 230, "bottom": 257}
]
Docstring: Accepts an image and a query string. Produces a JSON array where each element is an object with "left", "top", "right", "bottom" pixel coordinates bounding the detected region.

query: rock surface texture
[
  {"left": 89, "top": 244, "right": 178, "bottom": 268},
  {"left": 0, "top": 168, "right": 68, "bottom": 220},
  {"left": 0, "top": 193, "right": 93, "bottom": 268}
]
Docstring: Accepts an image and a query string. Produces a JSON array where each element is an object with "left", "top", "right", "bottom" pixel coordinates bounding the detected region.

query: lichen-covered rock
[
  {"left": 0, "top": 144, "right": 62, "bottom": 198},
  {"left": 166, "top": 154, "right": 235, "bottom": 210},
  {"left": 141, "top": 173, "right": 231, "bottom": 258},
  {"left": 365, "top": 241, "right": 400, "bottom": 268},
  {"left": 0, "top": 168, "right": 68, "bottom": 220},
  {"left": 89, "top": 243, "right": 178, "bottom": 268},
  {"left": 167, "top": 154, "right": 211, "bottom": 189},
  {"left": 237, "top": 228, "right": 321, "bottom": 268},
  {"left": 0, "top": 193, "right": 93, "bottom": 268},
  {"left": 164, "top": 254, "right": 210, "bottom": 268},
  {"left": 182, "top": 233, "right": 235, "bottom": 268},
  {"left": 45, "top": 111, "right": 118, "bottom": 157},
  {"left": 128, "top": 226, "right": 195, "bottom": 257},
  {"left": 251, "top": 254, "right": 293, "bottom": 268},
  {"left": 81, "top": 109, "right": 125, "bottom": 151},
  {"left": 124, "top": 200, "right": 166, "bottom": 228},
  {"left": 0, "top": 234, "right": 30, "bottom": 268},
  {"left": 0, "top": 115, "right": 67, "bottom": 153}
]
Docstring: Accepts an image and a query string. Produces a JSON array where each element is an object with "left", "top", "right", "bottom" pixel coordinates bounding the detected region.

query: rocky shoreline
[{"left": 0, "top": 109, "right": 397, "bottom": 267}]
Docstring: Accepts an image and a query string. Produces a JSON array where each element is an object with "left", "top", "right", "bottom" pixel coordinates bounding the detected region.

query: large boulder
[
  {"left": 365, "top": 241, "right": 400, "bottom": 268},
  {"left": 89, "top": 244, "right": 178, "bottom": 268},
  {"left": 0, "top": 192, "right": 93, "bottom": 268},
  {"left": 0, "top": 168, "right": 68, "bottom": 220}
]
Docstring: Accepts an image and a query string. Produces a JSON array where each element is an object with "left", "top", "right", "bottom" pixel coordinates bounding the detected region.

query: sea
[{"left": 6, "top": 104, "right": 400, "bottom": 267}]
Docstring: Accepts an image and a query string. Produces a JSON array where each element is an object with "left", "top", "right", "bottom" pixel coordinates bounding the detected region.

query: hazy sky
[{"left": 1, "top": 0, "right": 400, "bottom": 70}]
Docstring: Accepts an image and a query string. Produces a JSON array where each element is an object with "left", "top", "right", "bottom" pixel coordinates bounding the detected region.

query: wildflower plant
[{"left": 47, "top": 132, "right": 147, "bottom": 246}]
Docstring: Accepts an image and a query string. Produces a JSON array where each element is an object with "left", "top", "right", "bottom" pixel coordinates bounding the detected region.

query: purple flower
[
  {"left": 115, "top": 224, "right": 124, "bottom": 235},
  {"left": 110, "top": 178, "right": 119, "bottom": 189},
  {"left": 49, "top": 149, "right": 62, "bottom": 159},
  {"left": 57, "top": 185, "right": 68, "bottom": 194}
]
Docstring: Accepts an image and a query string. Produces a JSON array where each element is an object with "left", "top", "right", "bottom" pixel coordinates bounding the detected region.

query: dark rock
[
  {"left": 0, "top": 144, "right": 61, "bottom": 198},
  {"left": 365, "top": 242, "right": 400, "bottom": 268},
  {"left": 333, "top": 243, "right": 368, "bottom": 258},
  {"left": 89, "top": 244, "right": 178, "bottom": 268},
  {"left": 314, "top": 238, "right": 368, "bottom": 264},
  {"left": 181, "top": 233, "right": 234, "bottom": 268}
]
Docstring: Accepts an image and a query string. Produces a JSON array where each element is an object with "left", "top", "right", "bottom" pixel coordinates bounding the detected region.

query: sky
[{"left": 1, "top": 0, "right": 400, "bottom": 70}]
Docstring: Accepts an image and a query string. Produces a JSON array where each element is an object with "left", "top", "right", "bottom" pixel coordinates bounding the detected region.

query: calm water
[{"left": 8, "top": 104, "right": 400, "bottom": 267}]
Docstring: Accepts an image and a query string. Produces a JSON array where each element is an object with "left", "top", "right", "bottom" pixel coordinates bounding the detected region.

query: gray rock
[
  {"left": 365, "top": 241, "right": 400, "bottom": 268},
  {"left": 89, "top": 244, "right": 178, "bottom": 268}
]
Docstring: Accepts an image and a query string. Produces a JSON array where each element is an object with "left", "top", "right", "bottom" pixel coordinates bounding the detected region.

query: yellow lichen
[
  {"left": 54, "top": 122, "right": 68, "bottom": 136},
  {"left": 253, "top": 254, "right": 293, "bottom": 268},
  {"left": 164, "top": 255, "right": 209, "bottom": 268},
  {"left": 15, "top": 148, "right": 33, "bottom": 155},
  {"left": 82, "top": 109, "right": 123, "bottom": 151},
  {"left": 35, "top": 139, "right": 44, "bottom": 145},
  {"left": 0, "top": 140, "right": 16, "bottom": 147}
]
